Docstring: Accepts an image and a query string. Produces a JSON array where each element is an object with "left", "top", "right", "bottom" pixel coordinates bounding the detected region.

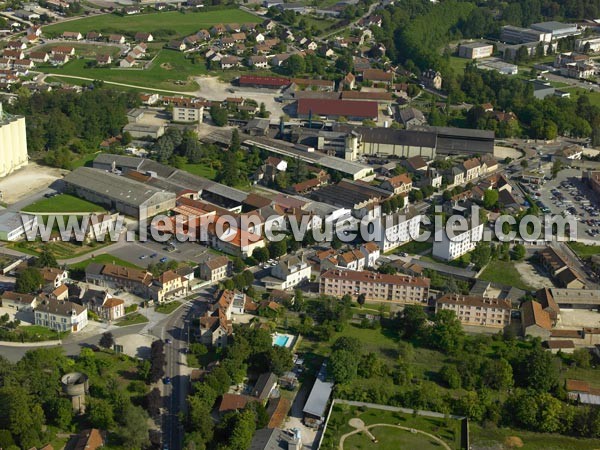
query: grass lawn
[
  {"left": 343, "top": 426, "right": 448, "bottom": 450},
  {"left": 69, "top": 253, "right": 142, "bottom": 270},
  {"left": 323, "top": 403, "right": 464, "bottom": 450},
  {"left": 115, "top": 313, "right": 149, "bottom": 327},
  {"left": 447, "top": 56, "right": 469, "bottom": 74},
  {"left": 391, "top": 240, "right": 432, "bottom": 255},
  {"left": 182, "top": 163, "right": 217, "bottom": 180},
  {"left": 43, "top": 9, "right": 260, "bottom": 38},
  {"left": 1, "top": 325, "right": 69, "bottom": 342},
  {"left": 567, "top": 241, "right": 600, "bottom": 258},
  {"left": 155, "top": 301, "right": 182, "bottom": 314},
  {"left": 72, "top": 152, "right": 99, "bottom": 169},
  {"left": 478, "top": 260, "right": 533, "bottom": 290},
  {"left": 562, "top": 87, "right": 600, "bottom": 107},
  {"left": 471, "top": 424, "right": 600, "bottom": 450},
  {"left": 22, "top": 194, "right": 105, "bottom": 213},
  {"left": 38, "top": 49, "right": 203, "bottom": 91}
]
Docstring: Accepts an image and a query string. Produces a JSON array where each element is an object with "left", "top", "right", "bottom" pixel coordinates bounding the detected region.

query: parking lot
[
  {"left": 532, "top": 169, "right": 600, "bottom": 241},
  {"left": 110, "top": 240, "right": 214, "bottom": 268}
]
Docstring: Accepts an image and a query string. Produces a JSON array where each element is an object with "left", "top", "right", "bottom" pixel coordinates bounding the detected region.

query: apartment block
[
  {"left": 319, "top": 269, "right": 430, "bottom": 304},
  {"left": 436, "top": 294, "right": 511, "bottom": 328}
]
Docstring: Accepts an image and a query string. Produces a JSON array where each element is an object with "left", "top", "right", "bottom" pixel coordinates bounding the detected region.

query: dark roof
[
  {"left": 333, "top": 123, "right": 437, "bottom": 148},
  {"left": 252, "top": 372, "right": 277, "bottom": 400},
  {"left": 297, "top": 99, "right": 378, "bottom": 119}
]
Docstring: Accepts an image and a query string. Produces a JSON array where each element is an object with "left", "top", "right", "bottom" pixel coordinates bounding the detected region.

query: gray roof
[
  {"left": 252, "top": 372, "right": 278, "bottom": 400},
  {"left": 303, "top": 362, "right": 333, "bottom": 419},
  {"left": 36, "top": 299, "right": 86, "bottom": 316},
  {"left": 530, "top": 21, "right": 577, "bottom": 32},
  {"left": 460, "top": 41, "right": 493, "bottom": 49},
  {"left": 64, "top": 167, "right": 175, "bottom": 207},
  {"left": 249, "top": 428, "right": 294, "bottom": 450},
  {"left": 333, "top": 123, "right": 437, "bottom": 148},
  {"left": 93, "top": 154, "right": 144, "bottom": 171},
  {"left": 0, "top": 210, "right": 34, "bottom": 232}
]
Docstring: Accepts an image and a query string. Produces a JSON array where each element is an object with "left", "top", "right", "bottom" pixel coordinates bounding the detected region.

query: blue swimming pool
[{"left": 274, "top": 335, "right": 289, "bottom": 347}]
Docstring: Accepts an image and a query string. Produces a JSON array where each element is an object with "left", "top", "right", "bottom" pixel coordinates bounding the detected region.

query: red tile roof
[{"left": 238, "top": 75, "right": 291, "bottom": 87}]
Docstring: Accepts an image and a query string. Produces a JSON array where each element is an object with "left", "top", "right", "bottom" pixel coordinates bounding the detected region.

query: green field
[
  {"left": 39, "top": 50, "right": 204, "bottom": 91},
  {"left": 567, "top": 241, "right": 600, "bottom": 258},
  {"left": 182, "top": 163, "right": 217, "bottom": 179},
  {"left": 471, "top": 424, "right": 600, "bottom": 450},
  {"left": 323, "top": 403, "right": 464, "bottom": 450},
  {"left": 43, "top": 9, "right": 260, "bottom": 38},
  {"left": 155, "top": 301, "right": 182, "bottom": 314},
  {"left": 478, "top": 260, "right": 533, "bottom": 291},
  {"left": 22, "top": 194, "right": 105, "bottom": 213},
  {"left": 69, "top": 253, "right": 142, "bottom": 270},
  {"left": 35, "top": 43, "right": 122, "bottom": 58},
  {"left": 115, "top": 313, "right": 149, "bottom": 327}
]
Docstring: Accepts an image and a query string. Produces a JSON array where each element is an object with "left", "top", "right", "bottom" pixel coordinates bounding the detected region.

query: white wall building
[
  {"left": 173, "top": 105, "right": 204, "bottom": 123},
  {"left": 264, "top": 254, "right": 311, "bottom": 290},
  {"left": 35, "top": 299, "right": 88, "bottom": 333},
  {"left": 433, "top": 221, "right": 484, "bottom": 261},
  {"left": 377, "top": 209, "right": 422, "bottom": 253},
  {"left": 0, "top": 103, "right": 28, "bottom": 178}
]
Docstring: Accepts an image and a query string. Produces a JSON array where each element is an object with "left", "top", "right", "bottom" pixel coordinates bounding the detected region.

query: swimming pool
[{"left": 274, "top": 335, "right": 289, "bottom": 347}]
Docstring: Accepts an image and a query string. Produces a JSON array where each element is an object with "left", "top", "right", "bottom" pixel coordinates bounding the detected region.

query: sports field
[{"left": 43, "top": 9, "right": 261, "bottom": 38}]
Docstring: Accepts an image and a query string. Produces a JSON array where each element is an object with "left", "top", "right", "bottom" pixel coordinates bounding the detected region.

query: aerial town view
[{"left": 3, "top": 0, "right": 600, "bottom": 449}]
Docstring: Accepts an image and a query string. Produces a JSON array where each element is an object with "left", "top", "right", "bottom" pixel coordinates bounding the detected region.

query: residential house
[
  {"left": 150, "top": 270, "right": 189, "bottom": 303},
  {"left": 252, "top": 372, "right": 278, "bottom": 402},
  {"left": 521, "top": 299, "right": 552, "bottom": 339},
  {"left": 40, "top": 267, "right": 68, "bottom": 289},
  {"left": 463, "top": 157, "right": 482, "bottom": 182},
  {"left": 399, "top": 108, "right": 426, "bottom": 128},
  {"left": 51, "top": 46, "right": 75, "bottom": 56},
  {"left": 96, "top": 54, "right": 112, "bottom": 65},
  {"left": 168, "top": 40, "right": 186, "bottom": 51},
  {"left": 100, "top": 297, "right": 125, "bottom": 321},
  {"left": 380, "top": 173, "right": 412, "bottom": 195},
  {"left": 108, "top": 35, "right": 126, "bottom": 44},
  {"left": 360, "top": 242, "right": 381, "bottom": 267},
  {"left": 1, "top": 291, "right": 37, "bottom": 311},
  {"left": 219, "top": 394, "right": 254, "bottom": 415},
  {"left": 421, "top": 69, "right": 442, "bottom": 90},
  {"left": 29, "top": 52, "right": 49, "bottom": 63},
  {"left": 135, "top": 32, "right": 154, "bottom": 42},
  {"left": 62, "top": 31, "right": 83, "bottom": 40},
  {"left": 248, "top": 55, "right": 269, "bottom": 69},
  {"left": 35, "top": 298, "right": 88, "bottom": 333},
  {"left": 220, "top": 56, "right": 241, "bottom": 69},
  {"left": 199, "top": 255, "right": 230, "bottom": 282},
  {"left": 120, "top": 56, "right": 136, "bottom": 68},
  {"left": 263, "top": 254, "right": 311, "bottom": 290},
  {"left": 86, "top": 31, "right": 102, "bottom": 41}
]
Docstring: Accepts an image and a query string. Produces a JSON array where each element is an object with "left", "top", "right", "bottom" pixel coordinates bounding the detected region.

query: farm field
[
  {"left": 38, "top": 50, "right": 204, "bottom": 91},
  {"left": 43, "top": 9, "right": 261, "bottom": 38}
]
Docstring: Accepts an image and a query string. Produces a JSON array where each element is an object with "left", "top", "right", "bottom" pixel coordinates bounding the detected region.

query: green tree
[
  {"left": 210, "top": 105, "right": 228, "bottom": 127},
  {"left": 439, "top": 364, "right": 461, "bottom": 389},
  {"left": 88, "top": 398, "right": 114, "bottom": 429},
  {"left": 251, "top": 247, "right": 269, "bottom": 263},
  {"left": 329, "top": 349, "right": 358, "bottom": 383},
  {"left": 429, "top": 310, "right": 463, "bottom": 353},
  {"left": 269, "top": 346, "right": 293, "bottom": 375},
  {"left": 268, "top": 239, "right": 287, "bottom": 259},
  {"left": 35, "top": 246, "right": 58, "bottom": 268},
  {"left": 396, "top": 304, "right": 427, "bottom": 339},
  {"left": 512, "top": 243, "right": 526, "bottom": 261},
  {"left": 284, "top": 54, "right": 306, "bottom": 76},
  {"left": 15, "top": 268, "right": 43, "bottom": 294},
  {"left": 483, "top": 189, "right": 499, "bottom": 209},
  {"left": 45, "top": 397, "right": 74, "bottom": 430},
  {"left": 99, "top": 332, "right": 114, "bottom": 349},
  {"left": 471, "top": 242, "right": 492, "bottom": 269},
  {"left": 119, "top": 405, "right": 150, "bottom": 449}
]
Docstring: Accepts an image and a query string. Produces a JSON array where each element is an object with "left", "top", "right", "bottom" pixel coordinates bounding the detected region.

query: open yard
[
  {"left": 115, "top": 313, "right": 149, "bottom": 327},
  {"left": 43, "top": 9, "right": 261, "bottom": 38},
  {"left": 323, "top": 403, "right": 464, "bottom": 450},
  {"left": 22, "top": 194, "right": 105, "bottom": 213},
  {"left": 10, "top": 239, "right": 107, "bottom": 260},
  {"left": 182, "top": 162, "right": 217, "bottom": 180},
  {"left": 478, "top": 260, "right": 534, "bottom": 291},
  {"left": 38, "top": 49, "right": 204, "bottom": 91}
]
